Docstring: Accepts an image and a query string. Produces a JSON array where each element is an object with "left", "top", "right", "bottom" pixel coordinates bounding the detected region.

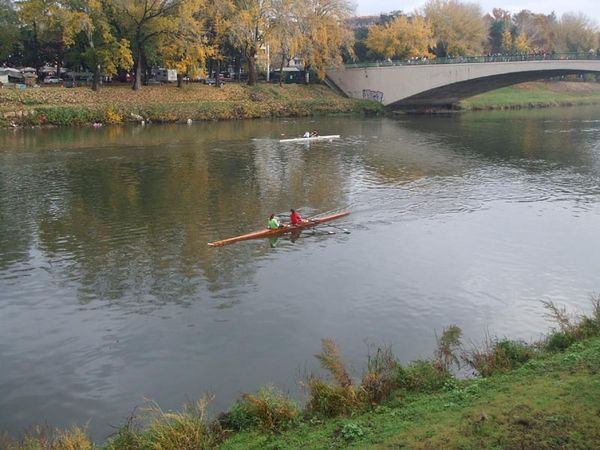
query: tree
[
  {"left": 556, "top": 12, "right": 597, "bottom": 53},
  {"left": 103, "top": 0, "right": 180, "bottom": 90},
  {"left": 0, "top": 0, "right": 21, "bottom": 64},
  {"left": 65, "top": 0, "right": 133, "bottom": 90},
  {"left": 203, "top": 0, "right": 233, "bottom": 84},
  {"left": 268, "top": 0, "right": 301, "bottom": 85},
  {"left": 423, "top": 0, "right": 486, "bottom": 57},
  {"left": 160, "top": 0, "right": 215, "bottom": 87},
  {"left": 513, "top": 10, "right": 557, "bottom": 53},
  {"left": 487, "top": 8, "right": 514, "bottom": 54},
  {"left": 366, "top": 15, "right": 433, "bottom": 60},
  {"left": 19, "top": 0, "right": 82, "bottom": 75},
  {"left": 229, "top": 0, "right": 272, "bottom": 86},
  {"left": 298, "top": 0, "right": 354, "bottom": 82}
]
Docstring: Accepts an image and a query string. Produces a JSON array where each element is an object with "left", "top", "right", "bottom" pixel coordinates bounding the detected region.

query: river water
[{"left": 1, "top": 108, "right": 600, "bottom": 440}]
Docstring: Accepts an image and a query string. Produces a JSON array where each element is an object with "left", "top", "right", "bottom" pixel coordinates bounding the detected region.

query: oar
[{"left": 321, "top": 223, "right": 351, "bottom": 234}]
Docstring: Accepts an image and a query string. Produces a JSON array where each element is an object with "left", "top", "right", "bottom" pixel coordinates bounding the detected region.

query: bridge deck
[{"left": 327, "top": 53, "right": 600, "bottom": 109}]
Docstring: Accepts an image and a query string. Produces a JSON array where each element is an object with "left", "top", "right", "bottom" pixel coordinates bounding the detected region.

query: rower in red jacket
[{"left": 290, "top": 209, "right": 303, "bottom": 225}]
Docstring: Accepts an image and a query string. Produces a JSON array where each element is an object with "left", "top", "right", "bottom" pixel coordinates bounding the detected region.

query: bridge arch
[{"left": 325, "top": 57, "right": 600, "bottom": 109}]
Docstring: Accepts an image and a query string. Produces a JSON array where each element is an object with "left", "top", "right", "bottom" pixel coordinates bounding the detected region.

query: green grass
[
  {"left": 221, "top": 337, "right": 600, "bottom": 449},
  {"left": 459, "top": 81, "right": 600, "bottom": 110}
]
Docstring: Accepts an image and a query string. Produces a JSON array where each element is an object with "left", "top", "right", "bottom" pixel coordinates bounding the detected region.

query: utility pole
[{"left": 266, "top": 44, "right": 270, "bottom": 82}]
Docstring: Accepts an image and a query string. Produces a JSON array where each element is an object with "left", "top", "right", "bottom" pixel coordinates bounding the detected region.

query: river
[{"left": 1, "top": 108, "right": 600, "bottom": 440}]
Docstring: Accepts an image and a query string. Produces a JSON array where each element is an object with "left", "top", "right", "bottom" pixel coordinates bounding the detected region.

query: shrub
[
  {"left": 223, "top": 386, "right": 299, "bottom": 433},
  {"left": 496, "top": 339, "right": 535, "bottom": 365},
  {"left": 545, "top": 331, "right": 577, "bottom": 352},
  {"left": 360, "top": 345, "right": 398, "bottom": 404},
  {"left": 305, "top": 377, "right": 361, "bottom": 418},
  {"left": 542, "top": 297, "right": 600, "bottom": 351},
  {"left": 116, "top": 398, "right": 223, "bottom": 450},
  {"left": 434, "top": 325, "right": 463, "bottom": 372},
  {"left": 31, "top": 107, "right": 100, "bottom": 127},
  {"left": 103, "top": 107, "right": 123, "bottom": 124},
  {"left": 2, "top": 425, "right": 93, "bottom": 450},
  {"left": 462, "top": 338, "right": 534, "bottom": 377},
  {"left": 396, "top": 360, "right": 452, "bottom": 393},
  {"left": 340, "top": 422, "right": 365, "bottom": 441}
]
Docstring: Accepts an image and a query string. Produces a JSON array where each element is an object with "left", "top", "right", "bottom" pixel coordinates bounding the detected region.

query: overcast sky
[{"left": 355, "top": 0, "right": 600, "bottom": 23}]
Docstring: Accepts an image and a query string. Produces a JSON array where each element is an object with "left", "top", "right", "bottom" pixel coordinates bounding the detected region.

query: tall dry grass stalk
[
  {"left": 315, "top": 338, "right": 352, "bottom": 388},
  {"left": 1, "top": 425, "right": 93, "bottom": 450},
  {"left": 235, "top": 386, "right": 299, "bottom": 433},
  {"left": 434, "top": 324, "right": 463, "bottom": 372},
  {"left": 541, "top": 300, "right": 575, "bottom": 333},
  {"left": 590, "top": 294, "right": 600, "bottom": 323},
  {"left": 138, "top": 396, "right": 223, "bottom": 450},
  {"left": 461, "top": 331, "right": 509, "bottom": 377},
  {"left": 361, "top": 345, "right": 398, "bottom": 404}
]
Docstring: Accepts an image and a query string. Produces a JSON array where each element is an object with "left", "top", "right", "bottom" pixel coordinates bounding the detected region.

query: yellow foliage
[
  {"left": 103, "top": 106, "right": 122, "bottom": 123},
  {"left": 302, "top": 10, "right": 354, "bottom": 78},
  {"left": 367, "top": 15, "right": 434, "bottom": 59},
  {"left": 423, "top": 0, "right": 486, "bottom": 56}
]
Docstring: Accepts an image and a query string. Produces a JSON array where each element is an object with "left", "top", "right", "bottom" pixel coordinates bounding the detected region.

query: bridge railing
[{"left": 343, "top": 52, "right": 600, "bottom": 69}]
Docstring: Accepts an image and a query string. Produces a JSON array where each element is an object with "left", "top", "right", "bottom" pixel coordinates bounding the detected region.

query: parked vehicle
[
  {"left": 114, "top": 71, "right": 133, "bottom": 83},
  {"left": 203, "top": 75, "right": 225, "bottom": 86},
  {"left": 155, "top": 68, "right": 177, "bottom": 83},
  {"left": 43, "top": 76, "right": 62, "bottom": 84}
]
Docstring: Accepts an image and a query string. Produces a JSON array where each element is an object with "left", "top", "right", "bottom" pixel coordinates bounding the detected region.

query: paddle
[
  {"left": 321, "top": 223, "right": 351, "bottom": 234},
  {"left": 277, "top": 214, "right": 350, "bottom": 234}
]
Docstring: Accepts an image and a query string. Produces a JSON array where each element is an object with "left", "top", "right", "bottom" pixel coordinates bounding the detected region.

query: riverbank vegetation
[
  {"left": 357, "top": 5, "right": 599, "bottom": 64},
  {"left": 2, "top": 297, "right": 600, "bottom": 449},
  {"left": 0, "top": 84, "right": 382, "bottom": 127},
  {"left": 459, "top": 80, "right": 600, "bottom": 110},
  {"left": 2, "top": 0, "right": 600, "bottom": 94}
]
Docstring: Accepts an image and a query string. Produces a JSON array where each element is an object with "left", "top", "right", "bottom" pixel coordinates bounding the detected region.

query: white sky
[{"left": 355, "top": 0, "right": 600, "bottom": 23}]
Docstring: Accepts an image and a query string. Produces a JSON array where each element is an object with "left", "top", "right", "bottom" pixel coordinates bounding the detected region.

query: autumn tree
[
  {"left": 556, "top": 12, "right": 597, "bottom": 53},
  {"left": 160, "top": 0, "right": 215, "bottom": 87},
  {"left": 229, "top": 0, "right": 272, "bottom": 86},
  {"left": 64, "top": 0, "right": 133, "bottom": 90},
  {"left": 268, "top": 0, "right": 301, "bottom": 85},
  {"left": 513, "top": 10, "right": 557, "bottom": 53},
  {"left": 487, "top": 8, "right": 513, "bottom": 54},
  {"left": 203, "top": 0, "right": 233, "bottom": 84},
  {"left": 103, "top": 0, "right": 180, "bottom": 90},
  {"left": 18, "top": 0, "right": 78, "bottom": 73},
  {"left": 486, "top": 9, "right": 530, "bottom": 54},
  {"left": 366, "top": 14, "right": 433, "bottom": 60},
  {"left": 298, "top": 0, "right": 354, "bottom": 82},
  {"left": 0, "top": 0, "right": 21, "bottom": 64},
  {"left": 423, "top": 0, "right": 486, "bottom": 57}
]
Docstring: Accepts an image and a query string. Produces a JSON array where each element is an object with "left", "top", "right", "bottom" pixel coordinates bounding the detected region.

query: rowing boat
[
  {"left": 207, "top": 211, "right": 350, "bottom": 247},
  {"left": 279, "top": 135, "right": 340, "bottom": 143}
]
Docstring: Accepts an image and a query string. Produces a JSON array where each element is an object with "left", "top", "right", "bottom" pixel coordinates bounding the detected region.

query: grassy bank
[
  {"left": 0, "top": 84, "right": 383, "bottom": 128},
  {"left": 3, "top": 298, "right": 600, "bottom": 449},
  {"left": 459, "top": 81, "right": 600, "bottom": 110},
  {"left": 223, "top": 336, "right": 600, "bottom": 449}
]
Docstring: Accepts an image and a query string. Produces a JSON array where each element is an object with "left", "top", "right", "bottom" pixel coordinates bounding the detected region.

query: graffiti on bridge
[{"left": 362, "top": 89, "right": 384, "bottom": 103}]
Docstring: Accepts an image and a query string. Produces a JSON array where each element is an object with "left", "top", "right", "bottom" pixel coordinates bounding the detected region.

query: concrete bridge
[{"left": 325, "top": 54, "right": 600, "bottom": 109}]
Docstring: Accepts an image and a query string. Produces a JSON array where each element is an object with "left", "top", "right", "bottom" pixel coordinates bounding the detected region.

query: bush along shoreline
[
  {"left": 2, "top": 297, "right": 600, "bottom": 449},
  {"left": 0, "top": 84, "right": 383, "bottom": 128}
]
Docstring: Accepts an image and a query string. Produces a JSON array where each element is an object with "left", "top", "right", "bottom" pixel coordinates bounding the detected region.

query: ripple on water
[{"left": 2, "top": 115, "right": 600, "bottom": 440}]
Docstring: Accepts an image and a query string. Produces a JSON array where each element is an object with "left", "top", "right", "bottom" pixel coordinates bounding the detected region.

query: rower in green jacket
[{"left": 267, "top": 213, "right": 284, "bottom": 229}]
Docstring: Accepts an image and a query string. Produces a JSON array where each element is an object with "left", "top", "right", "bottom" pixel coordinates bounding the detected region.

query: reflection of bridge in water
[{"left": 326, "top": 53, "right": 600, "bottom": 109}]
